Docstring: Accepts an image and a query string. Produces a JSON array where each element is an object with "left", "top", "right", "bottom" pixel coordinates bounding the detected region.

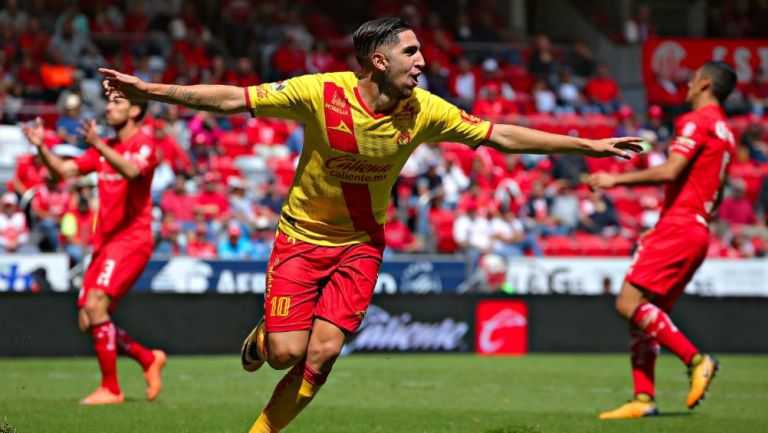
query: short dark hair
[
  {"left": 132, "top": 100, "right": 148, "bottom": 121},
  {"left": 701, "top": 61, "right": 737, "bottom": 103},
  {"left": 352, "top": 17, "right": 412, "bottom": 67}
]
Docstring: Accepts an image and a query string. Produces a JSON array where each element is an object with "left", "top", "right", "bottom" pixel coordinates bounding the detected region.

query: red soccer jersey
[
  {"left": 664, "top": 104, "right": 735, "bottom": 225},
  {"left": 74, "top": 131, "right": 157, "bottom": 249}
]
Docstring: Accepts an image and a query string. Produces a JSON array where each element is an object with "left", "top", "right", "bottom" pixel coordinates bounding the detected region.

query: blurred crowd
[{"left": 1, "top": 0, "right": 768, "bottom": 266}]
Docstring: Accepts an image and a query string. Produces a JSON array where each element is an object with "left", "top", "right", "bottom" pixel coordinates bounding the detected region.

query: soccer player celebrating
[
  {"left": 101, "top": 18, "right": 641, "bottom": 432},
  {"left": 22, "top": 99, "right": 166, "bottom": 405},
  {"left": 588, "top": 61, "right": 737, "bottom": 419}
]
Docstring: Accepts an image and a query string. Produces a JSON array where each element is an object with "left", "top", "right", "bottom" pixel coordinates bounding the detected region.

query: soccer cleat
[
  {"left": 599, "top": 395, "right": 658, "bottom": 420},
  {"left": 144, "top": 349, "right": 167, "bottom": 401},
  {"left": 687, "top": 354, "right": 719, "bottom": 409},
  {"left": 80, "top": 387, "right": 125, "bottom": 405},
  {"left": 241, "top": 318, "right": 267, "bottom": 372}
]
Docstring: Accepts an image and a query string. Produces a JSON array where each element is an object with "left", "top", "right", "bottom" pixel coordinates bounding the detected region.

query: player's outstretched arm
[
  {"left": 21, "top": 117, "right": 80, "bottom": 180},
  {"left": 485, "top": 123, "right": 643, "bottom": 160},
  {"left": 99, "top": 68, "right": 249, "bottom": 114},
  {"left": 78, "top": 119, "right": 141, "bottom": 180},
  {"left": 587, "top": 152, "right": 690, "bottom": 190}
]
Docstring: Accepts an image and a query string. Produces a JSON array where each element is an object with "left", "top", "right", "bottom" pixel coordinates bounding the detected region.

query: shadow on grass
[
  {"left": 655, "top": 412, "right": 693, "bottom": 418},
  {"left": 484, "top": 425, "right": 542, "bottom": 433}
]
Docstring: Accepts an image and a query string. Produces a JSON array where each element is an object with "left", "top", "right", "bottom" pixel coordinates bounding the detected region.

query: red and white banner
[
  {"left": 475, "top": 300, "right": 528, "bottom": 355},
  {"left": 643, "top": 38, "right": 768, "bottom": 88}
]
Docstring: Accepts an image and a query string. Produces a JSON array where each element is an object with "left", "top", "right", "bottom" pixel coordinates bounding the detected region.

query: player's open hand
[
  {"left": 586, "top": 172, "right": 617, "bottom": 190},
  {"left": 583, "top": 137, "right": 644, "bottom": 160},
  {"left": 100, "top": 68, "right": 149, "bottom": 102},
  {"left": 77, "top": 119, "right": 101, "bottom": 148},
  {"left": 21, "top": 117, "right": 45, "bottom": 148}
]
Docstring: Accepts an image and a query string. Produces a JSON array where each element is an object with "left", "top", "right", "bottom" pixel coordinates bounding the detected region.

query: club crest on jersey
[
  {"left": 396, "top": 131, "right": 411, "bottom": 146},
  {"left": 460, "top": 110, "right": 482, "bottom": 125},
  {"left": 270, "top": 81, "right": 286, "bottom": 91}
]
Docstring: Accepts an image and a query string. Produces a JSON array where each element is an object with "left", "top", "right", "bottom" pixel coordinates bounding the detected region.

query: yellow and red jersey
[{"left": 244, "top": 72, "right": 492, "bottom": 246}]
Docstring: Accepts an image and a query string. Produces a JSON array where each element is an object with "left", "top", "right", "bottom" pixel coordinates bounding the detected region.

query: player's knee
[
  {"left": 267, "top": 346, "right": 305, "bottom": 370},
  {"left": 307, "top": 338, "right": 342, "bottom": 366}
]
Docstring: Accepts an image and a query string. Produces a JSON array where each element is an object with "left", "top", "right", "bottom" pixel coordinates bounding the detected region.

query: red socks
[
  {"left": 116, "top": 327, "right": 156, "bottom": 371},
  {"left": 631, "top": 303, "right": 698, "bottom": 365},
  {"left": 630, "top": 326, "right": 659, "bottom": 398},
  {"left": 302, "top": 361, "right": 329, "bottom": 387},
  {"left": 91, "top": 321, "right": 120, "bottom": 395}
]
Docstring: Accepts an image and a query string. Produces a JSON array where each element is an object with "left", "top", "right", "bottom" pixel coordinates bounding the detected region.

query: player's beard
[{"left": 381, "top": 70, "right": 413, "bottom": 100}]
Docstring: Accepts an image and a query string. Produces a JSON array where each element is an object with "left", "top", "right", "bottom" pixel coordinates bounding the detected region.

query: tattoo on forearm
[
  {"left": 163, "top": 87, "right": 223, "bottom": 112},
  {"left": 166, "top": 85, "right": 180, "bottom": 99}
]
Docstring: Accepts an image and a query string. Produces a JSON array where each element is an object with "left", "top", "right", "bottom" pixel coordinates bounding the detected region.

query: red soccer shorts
[
  {"left": 264, "top": 230, "right": 384, "bottom": 334},
  {"left": 78, "top": 240, "right": 152, "bottom": 312},
  {"left": 625, "top": 219, "right": 709, "bottom": 311}
]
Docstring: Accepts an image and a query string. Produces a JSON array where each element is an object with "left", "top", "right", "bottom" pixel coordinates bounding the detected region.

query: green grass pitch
[{"left": 1, "top": 354, "right": 766, "bottom": 433}]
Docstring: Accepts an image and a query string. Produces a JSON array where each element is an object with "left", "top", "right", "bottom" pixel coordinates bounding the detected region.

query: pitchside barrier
[{"left": 2, "top": 293, "right": 767, "bottom": 356}]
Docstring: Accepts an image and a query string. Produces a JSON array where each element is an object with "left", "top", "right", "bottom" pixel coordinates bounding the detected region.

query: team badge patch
[{"left": 396, "top": 131, "right": 411, "bottom": 146}]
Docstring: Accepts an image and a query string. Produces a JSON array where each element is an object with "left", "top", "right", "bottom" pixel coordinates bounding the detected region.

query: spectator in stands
[
  {"left": 186, "top": 223, "right": 217, "bottom": 258},
  {"left": 424, "top": 59, "right": 451, "bottom": 99},
  {"left": 647, "top": 68, "right": 688, "bottom": 117},
  {"left": 228, "top": 177, "right": 255, "bottom": 224},
  {"left": 154, "top": 119, "right": 193, "bottom": 175},
  {"left": 428, "top": 195, "right": 458, "bottom": 253},
  {"left": 49, "top": 17, "right": 95, "bottom": 67},
  {"left": 729, "top": 145, "right": 764, "bottom": 203},
  {"left": 195, "top": 172, "right": 229, "bottom": 219},
  {"left": 585, "top": 63, "right": 620, "bottom": 114},
  {"left": 218, "top": 222, "right": 253, "bottom": 259},
  {"left": 479, "top": 58, "right": 515, "bottom": 101},
  {"left": 306, "top": 41, "right": 335, "bottom": 74},
  {"left": 740, "top": 122, "right": 768, "bottom": 163},
  {"left": 719, "top": 179, "right": 757, "bottom": 226},
  {"left": 550, "top": 184, "right": 580, "bottom": 233},
  {"left": 556, "top": 69, "right": 583, "bottom": 113},
  {"left": 31, "top": 174, "right": 70, "bottom": 252},
  {"left": 272, "top": 32, "right": 307, "bottom": 79},
  {"left": 528, "top": 34, "right": 560, "bottom": 88},
  {"left": 551, "top": 154, "right": 588, "bottom": 188},
  {"left": 491, "top": 204, "right": 543, "bottom": 258},
  {"left": 155, "top": 220, "right": 184, "bottom": 256},
  {"left": 0, "top": 192, "right": 30, "bottom": 253},
  {"left": 453, "top": 201, "right": 493, "bottom": 265},
  {"left": 441, "top": 154, "right": 470, "bottom": 209},
  {"left": 453, "top": 12, "right": 478, "bottom": 43},
  {"left": 60, "top": 196, "right": 94, "bottom": 264},
  {"left": 384, "top": 207, "right": 421, "bottom": 257},
  {"left": 747, "top": 68, "right": 768, "bottom": 116},
  {"left": 251, "top": 217, "right": 274, "bottom": 260},
  {"left": 472, "top": 81, "right": 517, "bottom": 117},
  {"left": 450, "top": 56, "right": 479, "bottom": 112},
  {"left": 10, "top": 149, "right": 46, "bottom": 196},
  {"left": 577, "top": 190, "right": 620, "bottom": 236},
  {"left": 564, "top": 40, "right": 596, "bottom": 85},
  {"left": 533, "top": 79, "right": 557, "bottom": 114},
  {"left": 642, "top": 104, "right": 672, "bottom": 144},
  {"left": 56, "top": 94, "right": 85, "bottom": 147},
  {"left": 521, "top": 180, "right": 566, "bottom": 236},
  {"left": 258, "top": 179, "right": 284, "bottom": 215},
  {"left": 161, "top": 173, "right": 197, "bottom": 224},
  {"left": 624, "top": 4, "right": 655, "bottom": 43},
  {"left": 0, "top": 0, "right": 28, "bottom": 33}
]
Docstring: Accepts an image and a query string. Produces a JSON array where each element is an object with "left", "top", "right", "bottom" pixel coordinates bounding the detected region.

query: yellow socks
[{"left": 248, "top": 361, "right": 327, "bottom": 433}]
